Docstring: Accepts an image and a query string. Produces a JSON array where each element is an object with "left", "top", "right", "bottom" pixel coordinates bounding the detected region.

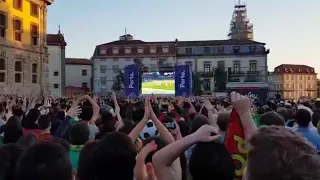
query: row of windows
[
  {"left": 274, "top": 83, "right": 316, "bottom": 89},
  {"left": 100, "top": 46, "right": 169, "bottom": 55},
  {"left": 285, "top": 74, "right": 315, "bottom": 81},
  {"left": 1, "top": 0, "right": 39, "bottom": 16},
  {"left": 276, "top": 68, "right": 314, "bottom": 73},
  {"left": 53, "top": 83, "right": 88, "bottom": 89},
  {"left": 185, "top": 60, "right": 258, "bottom": 72},
  {"left": 52, "top": 69, "right": 88, "bottom": 76},
  {"left": 98, "top": 60, "right": 259, "bottom": 74},
  {"left": 0, "top": 59, "right": 38, "bottom": 83},
  {"left": 99, "top": 65, "right": 119, "bottom": 73},
  {"left": 100, "top": 57, "right": 170, "bottom": 62},
  {"left": 282, "top": 91, "right": 314, "bottom": 99},
  {"left": 185, "top": 45, "right": 256, "bottom": 55},
  {"left": 99, "top": 76, "right": 118, "bottom": 85},
  {"left": 0, "top": 13, "right": 39, "bottom": 45}
]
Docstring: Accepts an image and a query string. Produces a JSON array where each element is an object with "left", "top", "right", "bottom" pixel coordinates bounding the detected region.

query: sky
[{"left": 47, "top": 0, "right": 320, "bottom": 76}]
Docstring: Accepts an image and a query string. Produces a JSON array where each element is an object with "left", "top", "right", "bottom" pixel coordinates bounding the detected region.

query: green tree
[
  {"left": 112, "top": 70, "right": 124, "bottom": 91},
  {"left": 192, "top": 73, "right": 203, "bottom": 95},
  {"left": 214, "top": 68, "right": 227, "bottom": 92},
  {"left": 133, "top": 58, "right": 144, "bottom": 92}
]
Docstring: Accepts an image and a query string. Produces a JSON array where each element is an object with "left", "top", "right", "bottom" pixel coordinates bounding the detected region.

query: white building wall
[
  {"left": 93, "top": 57, "right": 175, "bottom": 93},
  {"left": 267, "top": 73, "right": 277, "bottom": 98},
  {"left": 177, "top": 55, "right": 268, "bottom": 90},
  {"left": 48, "top": 45, "right": 63, "bottom": 97},
  {"left": 177, "top": 55, "right": 267, "bottom": 72},
  {"left": 66, "top": 64, "right": 92, "bottom": 89}
]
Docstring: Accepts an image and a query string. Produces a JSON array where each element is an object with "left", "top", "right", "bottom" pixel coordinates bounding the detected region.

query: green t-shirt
[
  {"left": 69, "top": 117, "right": 82, "bottom": 126},
  {"left": 69, "top": 145, "right": 84, "bottom": 170}
]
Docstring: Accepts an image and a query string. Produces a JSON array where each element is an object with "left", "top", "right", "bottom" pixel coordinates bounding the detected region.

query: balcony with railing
[
  {"left": 196, "top": 71, "right": 214, "bottom": 77},
  {"left": 227, "top": 71, "right": 267, "bottom": 83},
  {"left": 226, "top": 67, "right": 268, "bottom": 87}
]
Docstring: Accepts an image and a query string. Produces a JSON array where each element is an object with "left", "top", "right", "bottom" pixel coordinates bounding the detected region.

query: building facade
[
  {"left": 91, "top": 34, "right": 269, "bottom": 96},
  {"left": 47, "top": 32, "right": 66, "bottom": 97},
  {"left": 176, "top": 39, "right": 269, "bottom": 95},
  {"left": 267, "top": 72, "right": 277, "bottom": 98},
  {"left": 272, "top": 64, "right": 317, "bottom": 99},
  {"left": 0, "top": 0, "right": 53, "bottom": 94},
  {"left": 92, "top": 34, "right": 176, "bottom": 93},
  {"left": 65, "top": 58, "right": 92, "bottom": 91},
  {"left": 317, "top": 79, "right": 320, "bottom": 98}
]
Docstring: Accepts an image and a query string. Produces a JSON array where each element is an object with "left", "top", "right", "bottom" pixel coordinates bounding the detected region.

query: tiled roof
[
  {"left": 65, "top": 58, "right": 92, "bottom": 65},
  {"left": 101, "top": 40, "right": 147, "bottom": 46},
  {"left": 176, "top": 39, "right": 264, "bottom": 47},
  {"left": 100, "top": 40, "right": 175, "bottom": 46},
  {"left": 93, "top": 38, "right": 265, "bottom": 57},
  {"left": 274, "top": 64, "right": 316, "bottom": 74},
  {"left": 98, "top": 39, "right": 262, "bottom": 47},
  {"left": 47, "top": 34, "right": 67, "bottom": 46}
]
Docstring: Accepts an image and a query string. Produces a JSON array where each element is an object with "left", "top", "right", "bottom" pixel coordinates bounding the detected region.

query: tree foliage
[
  {"left": 214, "top": 68, "right": 227, "bottom": 92},
  {"left": 111, "top": 70, "right": 124, "bottom": 91},
  {"left": 133, "top": 58, "right": 144, "bottom": 92},
  {"left": 192, "top": 73, "right": 203, "bottom": 95}
]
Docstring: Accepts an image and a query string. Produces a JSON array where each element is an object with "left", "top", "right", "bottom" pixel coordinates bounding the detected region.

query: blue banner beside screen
[
  {"left": 124, "top": 65, "right": 139, "bottom": 97},
  {"left": 175, "top": 65, "right": 192, "bottom": 96}
]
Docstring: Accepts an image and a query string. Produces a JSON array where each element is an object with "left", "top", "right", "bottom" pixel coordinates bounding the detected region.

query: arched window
[
  {"left": 0, "top": 58, "right": 6, "bottom": 82},
  {"left": 31, "top": 63, "right": 37, "bottom": 83},
  {"left": 15, "top": 61, "right": 22, "bottom": 83}
]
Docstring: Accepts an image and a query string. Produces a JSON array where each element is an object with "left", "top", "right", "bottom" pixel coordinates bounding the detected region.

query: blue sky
[{"left": 47, "top": 0, "right": 320, "bottom": 74}]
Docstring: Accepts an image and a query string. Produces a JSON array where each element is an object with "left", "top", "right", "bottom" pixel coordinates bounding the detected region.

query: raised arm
[
  {"left": 128, "top": 98, "right": 150, "bottom": 142},
  {"left": 153, "top": 125, "right": 220, "bottom": 180},
  {"left": 230, "top": 91, "right": 257, "bottom": 139},
  {"left": 149, "top": 100, "right": 175, "bottom": 144},
  {"left": 112, "top": 91, "right": 124, "bottom": 131},
  {"left": 79, "top": 95, "right": 100, "bottom": 123}
]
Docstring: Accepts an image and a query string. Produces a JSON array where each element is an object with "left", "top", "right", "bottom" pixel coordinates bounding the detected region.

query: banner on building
[
  {"left": 124, "top": 65, "right": 139, "bottom": 97},
  {"left": 226, "top": 87, "right": 268, "bottom": 104},
  {"left": 174, "top": 65, "right": 192, "bottom": 96}
]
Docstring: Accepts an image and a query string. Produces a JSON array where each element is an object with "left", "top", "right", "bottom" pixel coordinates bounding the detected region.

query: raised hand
[
  {"left": 230, "top": 91, "right": 251, "bottom": 115},
  {"left": 135, "top": 141, "right": 158, "bottom": 180},
  {"left": 192, "top": 124, "right": 220, "bottom": 142},
  {"left": 93, "top": 95, "right": 99, "bottom": 103},
  {"left": 144, "top": 97, "right": 151, "bottom": 119},
  {"left": 216, "top": 104, "right": 224, "bottom": 112},
  {"left": 204, "top": 100, "right": 215, "bottom": 111},
  {"left": 66, "top": 105, "right": 82, "bottom": 118}
]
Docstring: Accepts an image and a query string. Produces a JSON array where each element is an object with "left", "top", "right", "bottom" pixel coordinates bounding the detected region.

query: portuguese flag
[{"left": 224, "top": 108, "right": 247, "bottom": 179}]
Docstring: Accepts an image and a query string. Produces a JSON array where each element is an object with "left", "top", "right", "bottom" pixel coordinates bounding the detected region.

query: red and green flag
[{"left": 224, "top": 108, "right": 247, "bottom": 179}]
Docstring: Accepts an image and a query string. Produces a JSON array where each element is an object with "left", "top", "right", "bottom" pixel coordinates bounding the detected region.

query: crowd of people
[{"left": 0, "top": 91, "right": 320, "bottom": 180}]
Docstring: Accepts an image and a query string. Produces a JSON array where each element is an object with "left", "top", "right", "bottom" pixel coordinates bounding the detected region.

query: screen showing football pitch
[{"left": 141, "top": 71, "right": 175, "bottom": 95}]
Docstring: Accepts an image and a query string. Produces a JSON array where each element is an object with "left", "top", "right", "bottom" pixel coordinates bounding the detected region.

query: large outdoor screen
[{"left": 141, "top": 71, "right": 175, "bottom": 95}]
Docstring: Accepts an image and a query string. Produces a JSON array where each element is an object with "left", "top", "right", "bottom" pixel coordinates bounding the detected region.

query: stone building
[{"left": 0, "top": 0, "right": 54, "bottom": 94}]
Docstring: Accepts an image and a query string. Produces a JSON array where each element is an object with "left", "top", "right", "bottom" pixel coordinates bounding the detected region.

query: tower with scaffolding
[{"left": 228, "top": 1, "right": 254, "bottom": 40}]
